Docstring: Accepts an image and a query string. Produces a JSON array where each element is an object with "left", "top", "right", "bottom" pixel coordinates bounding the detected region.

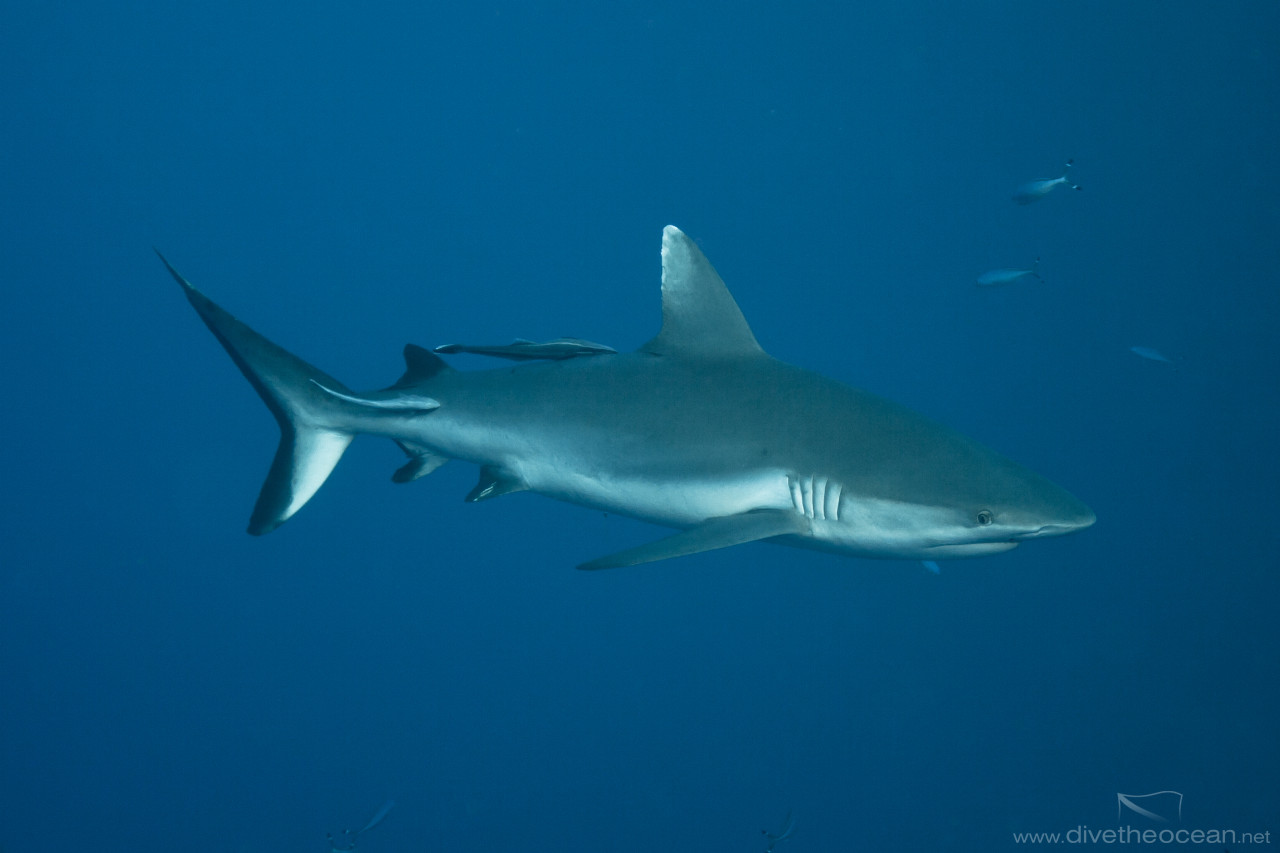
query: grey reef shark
[{"left": 161, "top": 226, "right": 1094, "bottom": 570}]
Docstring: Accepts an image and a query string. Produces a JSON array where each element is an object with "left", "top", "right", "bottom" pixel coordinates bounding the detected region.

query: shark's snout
[{"left": 1016, "top": 502, "right": 1096, "bottom": 540}]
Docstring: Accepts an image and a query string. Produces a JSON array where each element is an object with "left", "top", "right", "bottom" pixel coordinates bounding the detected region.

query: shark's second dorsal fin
[
  {"left": 640, "top": 226, "right": 763, "bottom": 359},
  {"left": 393, "top": 343, "right": 453, "bottom": 388}
]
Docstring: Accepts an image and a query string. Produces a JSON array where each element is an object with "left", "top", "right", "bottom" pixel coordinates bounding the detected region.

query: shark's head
[
  {"left": 910, "top": 464, "right": 1097, "bottom": 559},
  {"left": 809, "top": 483, "right": 1094, "bottom": 561},
  {"left": 813, "top": 464, "right": 1095, "bottom": 560},
  {"left": 800, "top": 392, "right": 1096, "bottom": 561}
]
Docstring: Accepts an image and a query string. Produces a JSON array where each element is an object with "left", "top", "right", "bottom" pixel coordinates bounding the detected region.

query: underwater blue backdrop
[{"left": 1, "top": 2, "right": 1276, "bottom": 850}]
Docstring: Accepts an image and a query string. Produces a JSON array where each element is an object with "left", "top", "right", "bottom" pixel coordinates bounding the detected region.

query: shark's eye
[{"left": 976, "top": 510, "right": 994, "bottom": 526}]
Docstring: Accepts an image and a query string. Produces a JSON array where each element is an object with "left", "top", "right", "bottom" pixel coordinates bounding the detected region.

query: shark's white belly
[{"left": 513, "top": 456, "right": 794, "bottom": 527}]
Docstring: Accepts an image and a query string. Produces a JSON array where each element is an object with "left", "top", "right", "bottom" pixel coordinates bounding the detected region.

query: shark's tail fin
[{"left": 159, "top": 253, "right": 364, "bottom": 534}]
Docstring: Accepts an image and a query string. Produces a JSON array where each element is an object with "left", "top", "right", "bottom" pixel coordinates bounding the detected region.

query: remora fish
[
  {"left": 162, "top": 226, "right": 1094, "bottom": 570},
  {"left": 1012, "top": 159, "right": 1082, "bottom": 204},
  {"left": 433, "top": 337, "right": 617, "bottom": 360}
]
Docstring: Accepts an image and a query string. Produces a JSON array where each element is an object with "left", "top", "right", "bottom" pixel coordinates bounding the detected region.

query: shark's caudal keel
[{"left": 163, "top": 226, "right": 1094, "bottom": 569}]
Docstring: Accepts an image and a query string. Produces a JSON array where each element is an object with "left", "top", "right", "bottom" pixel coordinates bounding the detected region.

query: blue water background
[{"left": 1, "top": 3, "right": 1276, "bottom": 850}]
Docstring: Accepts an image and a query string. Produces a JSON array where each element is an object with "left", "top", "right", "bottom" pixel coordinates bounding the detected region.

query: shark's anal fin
[
  {"left": 392, "top": 441, "right": 449, "bottom": 483},
  {"left": 577, "top": 509, "right": 810, "bottom": 570},
  {"left": 465, "top": 466, "right": 528, "bottom": 502}
]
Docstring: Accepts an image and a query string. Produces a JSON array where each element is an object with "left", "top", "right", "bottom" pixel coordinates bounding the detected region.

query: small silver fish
[
  {"left": 976, "top": 258, "right": 1042, "bottom": 287},
  {"left": 434, "top": 337, "right": 618, "bottom": 361},
  {"left": 762, "top": 810, "right": 795, "bottom": 852},
  {"left": 1129, "top": 346, "right": 1175, "bottom": 364},
  {"left": 327, "top": 801, "right": 395, "bottom": 852},
  {"left": 361, "top": 800, "right": 395, "bottom": 834},
  {"left": 1012, "top": 159, "right": 1082, "bottom": 204}
]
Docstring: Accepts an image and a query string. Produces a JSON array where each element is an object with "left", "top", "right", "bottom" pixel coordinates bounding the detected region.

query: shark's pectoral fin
[
  {"left": 465, "top": 466, "right": 528, "bottom": 502},
  {"left": 577, "top": 509, "right": 810, "bottom": 571}
]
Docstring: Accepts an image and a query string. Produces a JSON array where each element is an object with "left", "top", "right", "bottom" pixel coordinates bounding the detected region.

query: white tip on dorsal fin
[{"left": 640, "top": 226, "right": 763, "bottom": 358}]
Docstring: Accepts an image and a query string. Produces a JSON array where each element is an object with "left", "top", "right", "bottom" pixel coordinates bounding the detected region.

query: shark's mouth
[
  {"left": 1015, "top": 525, "right": 1073, "bottom": 540},
  {"left": 1012, "top": 519, "right": 1096, "bottom": 540},
  {"left": 928, "top": 519, "right": 1095, "bottom": 551},
  {"left": 923, "top": 540, "right": 1019, "bottom": 558}
]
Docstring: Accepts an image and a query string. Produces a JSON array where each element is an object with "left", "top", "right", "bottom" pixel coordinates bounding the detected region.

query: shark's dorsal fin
[{"left": 641, "top": 226, "right": 763, "bottom": 359}]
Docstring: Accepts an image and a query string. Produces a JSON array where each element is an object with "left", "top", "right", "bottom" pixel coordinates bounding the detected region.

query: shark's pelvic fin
[
  {"left": 465, "top": 466, "right": 529, "bottom": 502},
  {"left": 640, "top": 226, "right": 764, "bottom": 359},
  {"left": 577, "top": 509, "right": 809, "bottom": 570},
  {"left": 159, "top": 252, "right": 366, "bottom": 534}
]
